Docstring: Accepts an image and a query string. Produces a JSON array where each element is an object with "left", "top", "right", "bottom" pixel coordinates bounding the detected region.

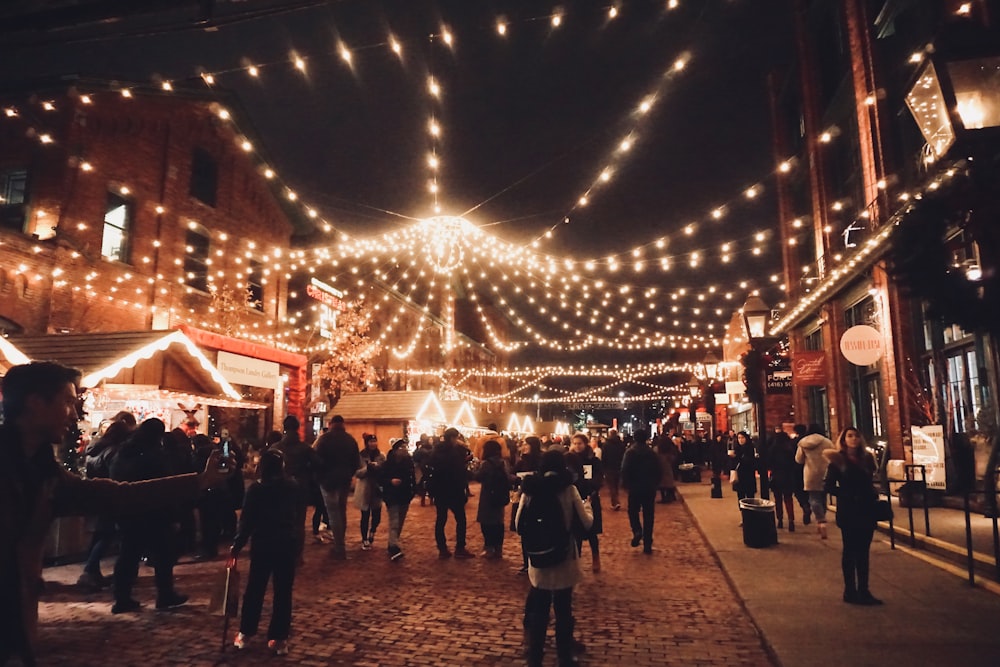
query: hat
[{"left": 443, "top": 427, "right": 462, "bottom": 440}]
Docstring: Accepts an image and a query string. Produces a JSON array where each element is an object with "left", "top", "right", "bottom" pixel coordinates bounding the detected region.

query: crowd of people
[{"left": 3, "top": 359, "right": 887, "bottom": 666}]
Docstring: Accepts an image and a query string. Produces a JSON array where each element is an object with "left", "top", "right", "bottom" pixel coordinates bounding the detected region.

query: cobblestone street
[{"left": 36, "top": 487, "right": 775, "bottom": 666}]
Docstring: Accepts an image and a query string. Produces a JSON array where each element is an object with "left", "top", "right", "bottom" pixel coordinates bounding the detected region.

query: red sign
[
  {"left": 306, "top": 284, "right": 345, "bottom": 310},
  {"left": 793, "top": 351, "right": 827, "bottom": 386}
]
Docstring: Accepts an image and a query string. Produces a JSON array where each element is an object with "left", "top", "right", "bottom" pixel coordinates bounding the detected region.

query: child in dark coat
[{"left": 231, "top": 449, "right": 305, "bottom": 656}]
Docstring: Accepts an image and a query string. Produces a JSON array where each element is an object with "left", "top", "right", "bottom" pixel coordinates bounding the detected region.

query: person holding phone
[{"left": 567, "top": 432, "right": 603, "bottom": 573}]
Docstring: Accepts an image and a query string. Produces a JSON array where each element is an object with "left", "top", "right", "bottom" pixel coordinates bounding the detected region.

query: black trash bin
[{"left": 739, "top": 498, "right": 777, "bottom": 548}]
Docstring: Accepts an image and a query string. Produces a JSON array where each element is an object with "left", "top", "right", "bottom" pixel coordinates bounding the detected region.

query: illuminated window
[
  {"left": 183, "top": 225, "right": 210, "bottom": 292},
  {"left": 0, "top": 168, "right": 28, "bottom": 232},
  {"left": 189, "top": 148, "right": 217, "bottom": 207},
  {"left": 102, "top": 191, "right": 132, "bottom": 262}
]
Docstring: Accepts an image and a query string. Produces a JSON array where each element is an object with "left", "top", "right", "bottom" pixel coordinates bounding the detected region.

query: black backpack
[{"left": 517, "top": 488, "right": 570, "bottom": 568}]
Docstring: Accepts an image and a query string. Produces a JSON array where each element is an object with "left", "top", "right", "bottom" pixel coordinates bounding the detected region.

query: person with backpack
[
  {"left": 516, "top": 449, "right": 592, "bottom": 667},
  {"left": 475, "top": 439, "right": 512, "bottom": 558},
  {"left": 620, "top": 429, "right": 662, "bottom": 554},
  {"left": 566, "top": 432, "right": 603, "bottom": 573},
  {"left": 428, "top": 428, "right": 476, "bottom": 559}
]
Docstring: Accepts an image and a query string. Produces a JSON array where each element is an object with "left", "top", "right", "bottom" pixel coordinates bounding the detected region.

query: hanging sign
[
  {"left": 217, "top": 351, "right": 280, "bottom": 390},
  {"left": 766, "top": 370, "right": 793, "bottom": 394},
  {"left": 793, "top": 351, "right": 827, "bottom": 385},
  {"left": 840, "top": 325, "right": 884, "bottom": 366}
]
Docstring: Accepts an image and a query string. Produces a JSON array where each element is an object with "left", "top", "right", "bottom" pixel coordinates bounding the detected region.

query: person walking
[
  {"left": 108, "top": 418, "right": 189, "bottom": 614},
  {"left": 412, "top": 436, "right": 434, "bottom": 506},
  {"left": 231, "top": 449, "right": 306, "bottom": 655},
  {"left": 795, "top": 424, "right": 836, "bottom": 539},
  {"left": 601, "top": 430, "right": 625, "bottom": 511},
  {"left": 516, "top": 449, "right": 593, "bottom": 667},
  {"left": 513, "top": 436, "right": 543, "bottom": 574},
  {"left": 656, "top": 435, "right": 679, "bottom": 503},
  {"left": 824, "top": 427, "right": 883, "bottom": 605},
  {"left": 380, "top": 438, "right": 416, "bottom": 561},
  {"left": 77, "top": 417, "right": 135, "bottom": 590},
  {"left": 313, "top": 415, "right": 360, "bottom": 559},
  {"left": 567, "top": 432, "right": 603, "bottom": 572},
  {"left": 767, "top": 430, "right": 799, "bottom": 531},
  {"left": 355, "top": 434, "right": 385, "bottom": 550},
  {"left": 428, "top": 427, "right": 475, "bottom": 559},
  {"left": 272, "top": 415, "right": 323, "bottom": 544},
  {"left": 476, "top": 439, "right": 512, "bottom": 558},
  {"left": 620, "top": 429, "right": 662, "bottom": 554}
]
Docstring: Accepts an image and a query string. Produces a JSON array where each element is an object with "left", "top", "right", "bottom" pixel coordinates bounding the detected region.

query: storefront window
[
  {"left": 845, "top": 296, "right": 885, "bottom": 440},
  {"left": 803, "top": 328, "right": 830, "bottom": 435},
  {"left": 945, "top": 348, "right": 982, "bottom": 433}
]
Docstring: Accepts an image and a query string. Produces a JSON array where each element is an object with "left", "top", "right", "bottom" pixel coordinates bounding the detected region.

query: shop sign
[
  {"left": 840, "top": 325, "right": 884, "bottom": 366},
  {"left": 766, "top": 370, "right": 792, "bottom": 394},
  {"left": 910, "top": 424, "right": 946, "bottom": 490},
  {"left": 217, "top": 351, "right": 280, "bottom": 390},
  {"left": 725, "top": 380, "right": 745, "bottom": 396},
  {"left": 695, "top": 411, "right": 713, "bottom": 422},
  {"left": 306, "top": 278, "right": 345, "bottom": 309},
  {"left": 793, "top": 351, "right": 827, "bottom": 385}
]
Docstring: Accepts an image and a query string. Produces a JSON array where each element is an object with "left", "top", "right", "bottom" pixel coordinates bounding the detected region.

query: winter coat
[
  {"left": 824, "top": 449, "right": 878, "bottom": 530},
  {"left": 621, "top": 441, "right": 663, "bottom": 495},
  {"left": 232, "top": 476, "right": 305, "bottom": 559},
  {"left": 427, "top": 441, "right": 470, "bottom": 504},
  {"left": 273, "top": 432, "right": 317, "bottom": 491},
  {"left": 516, "top": 470, "right": 592, "bottom": 591},
  {"left": 795, "top": 434, "right": 836, "bottom": 491},
  {"left": 380, "top": 449, "right": 416, "bottom": 507},
  {"left": 354, "top": 448, "right": 386, "bottom": 511},
  {"left": 731, "top": 440, "right": 758, "bottom": 497},
  {"left": 656, "top": 442, "right": 678, "bottom": 491},
  {"left": 0, "top": 425, "right": 201, "bottom": 662},
  {"left": 767, "top": 434, "right": 799, "bottom": 492},
  {"left": 476, "top": 456, "right": 511, "bottom": 525},
  {"left": 313, "top": 425, "right": 361, "bottom": 491},
  {"left": 601, "top": 435, "right": 626, "bottom": 471}
]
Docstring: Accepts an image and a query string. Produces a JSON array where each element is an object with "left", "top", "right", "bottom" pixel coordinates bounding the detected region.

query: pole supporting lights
[{"left": 742, "top": 295, "right": 775, "bottom": 501}]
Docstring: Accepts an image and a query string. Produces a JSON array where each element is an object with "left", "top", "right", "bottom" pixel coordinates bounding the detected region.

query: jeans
[
  {"left": 386, "top": 503, "right": 410, "bottom": 550},
  {"left": 239, "top": 547, "right": 296, "bottom": 641},
  {"left": 83, "top": 526, "right": 115, "bottom": 575},
  {"left": 808, "top": 491, "right": 828, "bottom": 523},
  {"left": 627, "top": 490, "right": 656, "bottom": 548},
  {"left": 361, "top": 504, "right": 382, "bottom": 542},
  {"left": 435, "top": 498, "right": 467, "bottom": 552},
  {"left": 605, "top": 470, "right": 622, "bottom": 507},
  {"left": 524, "top": 586, "right": 574, "bottom": 664},
  {"left": 840, "top": 520, "right": 875, "bottom": 594},
  {"left": 772, "top": 489, "right": 795, "bottom": 523},
  {"left": 113, "top": 518, "right": 176, "bottom": 603},
  {"left": 320, "top": 485, "right": 350, "bottom": 553}
]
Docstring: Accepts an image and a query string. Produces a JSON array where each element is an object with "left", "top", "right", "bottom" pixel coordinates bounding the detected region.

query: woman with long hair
[
  {"left": 730, "top": 431, "right": 758, "bottom": 506},
  {"left": 355, "top": 434, "right": 385, "bottom": 550},
  {"left": 824, "top": 427, "right": 882, "bottom": 605}
]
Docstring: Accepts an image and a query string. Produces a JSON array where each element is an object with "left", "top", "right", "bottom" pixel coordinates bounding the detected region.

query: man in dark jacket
[
  {"left": 312, "top": 415, "right": 360, "bottom": 558},
  {"left": 428, "top": 427, "right": 475, "bottom": 559},
  {"left": 620, "top": 429, "right": 662, "bottom": 554},
  {"left": 1, "top": 362, "right": 229, "bottom": 666},
  {"left": 601, "top": 430, "right": 625, "bottom": 510}
]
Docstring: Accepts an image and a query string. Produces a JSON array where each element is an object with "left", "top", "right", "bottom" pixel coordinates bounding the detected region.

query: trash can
[{"left": 739, "top": 498, "right": 778, "bottom": 548}]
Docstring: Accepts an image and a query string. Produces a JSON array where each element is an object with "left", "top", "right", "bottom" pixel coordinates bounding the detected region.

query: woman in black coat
[
  {"left": 767, "top": 431, "right": 799, "bottom": 531},
  {"left": 730, "top": 431, "right": 758, "bottom": 505},
  {"left": 567, "top": 432, "right": 603, "bottom": 572},
  {"left": 824, "top": 427, "right": 882, "bottom": 605}
]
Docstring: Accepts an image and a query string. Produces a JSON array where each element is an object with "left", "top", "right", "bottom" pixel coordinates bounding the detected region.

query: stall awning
[
  {"left": 0, "top": 336, "right": 30, "bottom": 371},
  {"left": 6, "top": 329, "right": 245, "bottom": 402},
  {"left": 334, "top": 390, "right": 447, "bottom": 423}
]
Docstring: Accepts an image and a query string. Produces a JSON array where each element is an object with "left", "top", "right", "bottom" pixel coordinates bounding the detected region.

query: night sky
[{"left": 1, "top": 0, "right": 794, "bottom": 369}]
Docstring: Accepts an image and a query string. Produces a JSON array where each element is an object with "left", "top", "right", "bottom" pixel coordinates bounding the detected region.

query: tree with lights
[
  {"left": 208, "top": 283, "right": 257, "bottom": 336},
  {"left": 314, "top": 300, "right": 382, "bottom": 408}
]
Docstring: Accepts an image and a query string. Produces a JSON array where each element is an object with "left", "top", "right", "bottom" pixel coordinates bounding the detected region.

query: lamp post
[{"left": 742, "top": 295, "right": 775, "bottom": 501}]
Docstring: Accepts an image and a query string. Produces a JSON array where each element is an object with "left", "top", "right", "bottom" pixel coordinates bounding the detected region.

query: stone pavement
[
  {"left": 680, "top": 477, "right": 1000, "bottom": 667},
  {"left": 35, "top": 485, "right": 775, "bottom": 666}
]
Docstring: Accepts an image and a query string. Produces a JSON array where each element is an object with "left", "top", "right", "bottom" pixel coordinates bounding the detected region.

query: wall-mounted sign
[
  {"left": 306, "top": 278, "right": 345, "bottom": 309},
  {"left": 840, "top": 325, "right": 884, "bottom": 366},
  {"left": 793, "top": 351, "right": 827, "bottom": 385},
  {"left": 766, "top": 370, "right": 793, "bottom": 394},
  {"left": 910, "top": 424, "right": 946, "bottom": 490},
  {"left": 217, "top": 350, "right": 280, "bottom": 390}
]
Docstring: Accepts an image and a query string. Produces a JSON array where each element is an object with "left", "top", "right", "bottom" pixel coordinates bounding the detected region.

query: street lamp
[
  {"left": 702, "top": 351, "right": 720, "bottom": 381},
  {"left": 742, "top": 294, "right": 774, "bottom": 500}
]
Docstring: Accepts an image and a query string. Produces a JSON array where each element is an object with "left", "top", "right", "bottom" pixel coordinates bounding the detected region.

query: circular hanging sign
[{"left": 840, "top": 325, "right": 884, "bottom": 366}]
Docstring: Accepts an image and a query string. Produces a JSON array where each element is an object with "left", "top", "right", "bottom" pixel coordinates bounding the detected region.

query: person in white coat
[
  {"left": 795, "top": 424, "right": 837, "bottom": 538},
  {"left": 516, "top": 449, "right": 593, "bottom": 667}
]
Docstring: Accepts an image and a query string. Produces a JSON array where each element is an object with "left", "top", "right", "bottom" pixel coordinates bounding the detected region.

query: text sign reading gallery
[
  {"left": 793, "top": 351, "right": 827, "bottom": 385},
  {"left": 217, "top": 351, "right": 280, "bottom": 390},
  {"left": 840, "top": 325, "right": 884, "bottom": 366}
]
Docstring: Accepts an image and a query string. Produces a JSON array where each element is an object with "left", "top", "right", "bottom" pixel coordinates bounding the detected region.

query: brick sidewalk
[{"left": 35, "top": 488, "right": 775, "bottom": 666}]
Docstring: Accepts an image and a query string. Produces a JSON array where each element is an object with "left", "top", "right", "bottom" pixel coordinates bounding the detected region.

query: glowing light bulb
[
  {"left": 551, "top": 13, "right": 563, "bottom": 27},
  {"left": 248, "top": 65, "right": 259, "bottom": 77},
  {"left": 339, "top": 46, "right": 352, "bottom": 64},
  {"left": 264, "top": 168, "right": 275, "bottom": 179},
  {"left": 779, "top": 160, "right": 792, "bottom": 173},
  {"left": 745, "top": 186, "right": 758, "bottom": 199},
  {"left": 673, "top": 57, "right": 686, "bottom": 71},
  {"left": 218, "top": 108, "right": 231, "bottom": 120},
  {"left": 202, "top": 73, "right": 215, "bottom": 85},
  {"left": 429, "top": 120, "right": 441, "bottom": 136},
  {"left": 295, "top": 57, "right": 306, "bottom": 71},
  {"left": 80, "top": 95, "right": 92, "bottom": 105},
  {"left": 161, "top": 81, "right": 173, "bottom": 91},
  {"left": 619, "top": 138, "right": 632, "bottom": 151},
  {"left": 390, "top": 38, "right": 402, "bottom": 55},
  {"left": 639, "top": 99, "right": 653, "bottom": 113},
  {"left": 609, "top": 6, "right": 619, "bottom": 18},
  {"left": 497, "top": 21, "right": 508, "bottom": 36},
  {"left": 80, "top": 161, "right": 93, "bottom": 172},
  {"left": 578, "top": 196, "right": 589, "bottom": 206},
  {"left": 428, "top": 78, "right": 441, "bottom": 97},
  {"left": 120, "top": 88, "right": 132, "bottom": 98},
  {"left": 428, "top": 155, "right": 440, "bottom": 169},
  {"left": 442, "top": 29, "right": 454, "bottom": 46},
  {"left": 241, "top": 140, "right": 253, "bottom": 152},
  {"left": 599, "top": 169, "right": 611, "bottom": 182},
  {"left": 819, "top": 131, "right": 833, "bottom": 143}
]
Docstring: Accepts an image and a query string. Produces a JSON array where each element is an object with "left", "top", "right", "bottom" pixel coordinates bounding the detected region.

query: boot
[
  {"left": 591, "top": 552, "right": 601, "bottom": 573},
  {"left": 818, "top": 522, "right": 827, "bottom": 539},
  {"left": 802, "top": 508, "right": 812, "bottom": 525},
  {"left": 777, "top": 517, "right": 784, "bottom": 529},
  {"left": 525, "top": 615, "right": 548, "bottom": 667},
  {"left": 555, "top": 614, "right": 577, "bottom": 666},
  {"left": 788, "top": 519, "right": 795, "bottom": 533}
]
